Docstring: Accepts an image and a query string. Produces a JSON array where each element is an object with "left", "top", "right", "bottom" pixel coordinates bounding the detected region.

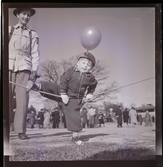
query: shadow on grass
[
  {"left": 10, "top": 131, "right": 72, "bottom": 140},
  {"left": 10, "top": 132, "right": 109, "bottom": 141},
  {"left": 10, "top": 133, "right": 44, "bottom": 140},
  {"left": 80, "top": 133, "right": 109, "bottom": 142},
  {"left": 82, "top": 147, "right": 155, "bottom": 160},
  {"left": 28, "top": 132, "right": 72, "bottom": 139},
  {"left": 29, "top": 132, "right": 108, "bottom": 140}
]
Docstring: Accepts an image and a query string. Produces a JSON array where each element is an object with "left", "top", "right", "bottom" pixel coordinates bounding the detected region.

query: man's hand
[
  {"left": 30, "top": 71, "right": 37, "bottom": 82},
  {"left": 26, "top": 80, "right": 34, "bottom": 91},
  {"left": 61, "top": 94, "right": 69, "bottom": 104}
]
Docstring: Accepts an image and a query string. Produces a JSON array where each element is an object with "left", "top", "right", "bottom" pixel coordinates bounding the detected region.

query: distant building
[{"left": 136, "top": 105, "right": 155, "bottom": 117}]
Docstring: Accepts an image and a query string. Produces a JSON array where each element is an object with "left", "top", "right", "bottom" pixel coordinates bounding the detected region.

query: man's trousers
[{"left": 9, "top": 70, "right": 30, "bottom": 134}]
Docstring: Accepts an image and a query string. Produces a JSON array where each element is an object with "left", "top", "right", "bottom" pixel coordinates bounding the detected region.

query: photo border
[{"left": 2, "top": 2, "right": 162, "bottom": 167}]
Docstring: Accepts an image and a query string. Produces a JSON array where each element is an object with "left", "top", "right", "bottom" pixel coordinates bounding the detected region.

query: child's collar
[{"left": 73, "top": 67, "right": 91, "bottom": 77}]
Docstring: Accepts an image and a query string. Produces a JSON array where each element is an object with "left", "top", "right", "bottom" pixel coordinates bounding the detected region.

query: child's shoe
[
  {"left": 71, "top": 136, "right": 79, "bottom": 143},
  {"left": 71, "top": 136, "right": 84, "bottom": 145}
]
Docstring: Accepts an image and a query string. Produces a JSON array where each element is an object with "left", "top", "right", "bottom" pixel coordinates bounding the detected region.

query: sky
[{"left": 8, "top": 7, "right": 155, "bottom": 108}]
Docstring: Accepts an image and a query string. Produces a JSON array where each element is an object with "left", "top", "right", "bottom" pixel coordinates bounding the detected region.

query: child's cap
[{"left": 78, "top": 52, "right": 96, "bottom": 67}]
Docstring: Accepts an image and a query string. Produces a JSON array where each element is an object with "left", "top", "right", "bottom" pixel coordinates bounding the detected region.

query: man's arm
[{"left": 30, "top": 30, "right": 40, "bottom": 81}]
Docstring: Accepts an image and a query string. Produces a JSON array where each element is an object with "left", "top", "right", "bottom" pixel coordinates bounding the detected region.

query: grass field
[
  {"left": 9, "top": 142, "right": 155, "bottom": 161},
  {"left": 9, "top": 122, "right": 156, "bottom": 161}
]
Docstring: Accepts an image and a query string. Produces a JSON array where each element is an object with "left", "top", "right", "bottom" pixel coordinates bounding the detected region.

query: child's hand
[
  {"left": 61, "top": 94, "right": 69, "bottom": 104},
  {"left": 86, "top": 94, "right": 93, "bottom": 101}
]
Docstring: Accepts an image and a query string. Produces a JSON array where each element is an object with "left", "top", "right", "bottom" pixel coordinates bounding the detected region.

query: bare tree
[
  {"left": 60, "top": 55, "right": 78, "bottom": 72},
  {"left": 129, "top": 103, "right": 137, "bottom": 109},
  {"left": 91, "top": 60, "right": 110, "bottom": 86},
  {"left": 85, "top": 80, "right": 119, "bottom": 103},
  {"left": 44, "top": 98, "right": 58, "bottom": 114},
  {"left": 40, "top": 60, "right": 62, "bottom": 84}
]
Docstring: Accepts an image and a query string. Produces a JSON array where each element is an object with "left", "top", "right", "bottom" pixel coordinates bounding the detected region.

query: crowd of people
[
  {"left": 80, "top": 106, "right": 106, "bottom": 128},
  {"left": 26, "top": 105, "right": 107, "bottom": 130},
  {"left": 27, "top": 105, "right": 154, "bottom": 130},
  {"left": 115, "top": 106, "right": 154, "bottom": 128},
  {"left": 27, "top": 107, "right": 63, "bottom": 129}
]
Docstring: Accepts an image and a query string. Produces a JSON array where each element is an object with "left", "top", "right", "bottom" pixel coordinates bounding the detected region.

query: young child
[{"left": 32, "top": 52, "right": 98, "bottom": 144}]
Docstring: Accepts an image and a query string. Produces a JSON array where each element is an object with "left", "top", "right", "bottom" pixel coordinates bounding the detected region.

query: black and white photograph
[{"left": 2, "top": 3, "right": 162, "bottom": 166}]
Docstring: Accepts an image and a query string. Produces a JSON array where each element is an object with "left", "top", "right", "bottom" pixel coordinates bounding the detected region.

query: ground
[{"left": 8, "top": 121, "right": 156, "bottom": 161}]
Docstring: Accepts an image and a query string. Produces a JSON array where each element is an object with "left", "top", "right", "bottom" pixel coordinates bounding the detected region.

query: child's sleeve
[
  {"left": 87, "top": 75, "right": 98, "bottom": 94},
  {"left": 60, "top": 67, "right": 73, "bottom": 95}
]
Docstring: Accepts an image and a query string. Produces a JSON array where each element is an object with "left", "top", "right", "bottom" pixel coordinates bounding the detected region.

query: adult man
[
  {"left": 122, "top": 108, "right": 129, "bottom": 126},
  {"left": 116, "top": 106, "right": 123, "bottom": 128},
  {"left": 51, "top": 107, "right": 60, "bottom": 129},
  {"left": 37, "top": 109, "right": 44, "bottom": 129},
  {"left": 9, "top": 8, "right": 40, "bottom": 140},
  {"left": 88, "top": 106, "right": 96, "bottom": 128},
  {"left": 129, "top": 107, "right": 137, "bottom": 127},
  {"left": 29, "top": 110, "right": 36, "bottom": 129}
]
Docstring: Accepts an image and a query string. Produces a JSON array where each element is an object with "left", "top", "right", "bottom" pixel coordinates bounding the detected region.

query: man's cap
[
  {"left": 13, "top": 8, "right": 36, "bottom": 17},
  {"left": 78, "top": 52, "right": 96, "bottom": 67}
]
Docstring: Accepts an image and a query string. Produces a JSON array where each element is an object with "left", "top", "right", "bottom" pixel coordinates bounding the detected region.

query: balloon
[{"left": 80, "top": 26, "right": 102, "bottom": 50}]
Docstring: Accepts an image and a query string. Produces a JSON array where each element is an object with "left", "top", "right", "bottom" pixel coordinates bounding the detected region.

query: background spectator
[
  {"left": 88, "top": 106, "right": 96, "bottom": 128},
  {"left": 144, "top": 110, "right": 152, "bottom": 126},
  {"left": 138, "top": 112, "right": 143, "bottom": 125},
  {"left": 80, "top": 107, "right": 88, "bottom": 128},
  {"left": 123, "top": 108, "right": 129, "bottom": 127},
  {"left": 29, "top": 110, "right": 35, "bottom": 129},
  {"left": 116, "top": 106, "right": 123, "bottom": 128},
  {"left": 37, "top": 109, "right": 44, "bottom": 129},
  {"left": 51, "top": 107, "right": 60, "bottom": 128},
  {"left": 129, "top": 107, "right": 137, "bottom": 127},
  {"left": 43, "top": 109, "right": 51, "bottom": 129},
  {"left": 94, "top": 108, "right": 99, "bottom": 127},
  {"left": 98, "top": 111, "right": 105, "bottom": 127}
]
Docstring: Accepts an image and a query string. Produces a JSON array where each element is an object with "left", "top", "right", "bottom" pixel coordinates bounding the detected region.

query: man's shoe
[{"left": 18, "top": 133, "right": 30, "bottom": 140}]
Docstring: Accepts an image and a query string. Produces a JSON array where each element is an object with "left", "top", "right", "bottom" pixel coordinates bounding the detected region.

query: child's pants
[{"left": 39, "top": 81, "right": 83, "bottom": 132}]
